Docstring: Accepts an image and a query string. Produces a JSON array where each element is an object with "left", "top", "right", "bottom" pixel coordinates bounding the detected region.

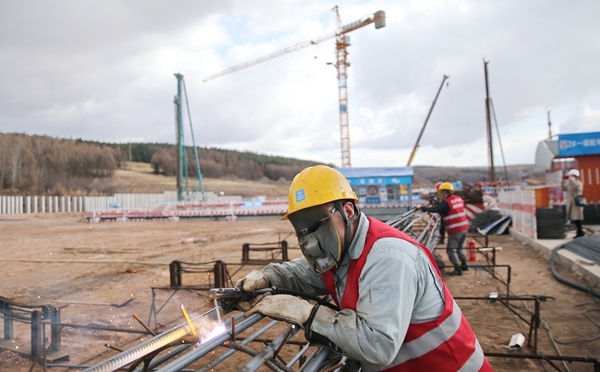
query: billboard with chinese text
[{"left": 558, "top": 132, "right": 600, "bottom": 156}]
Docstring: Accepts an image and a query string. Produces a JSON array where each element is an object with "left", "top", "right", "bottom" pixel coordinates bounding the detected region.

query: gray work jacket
[{"left": 263, "top": 213, "right": 445, "bottom": 370}]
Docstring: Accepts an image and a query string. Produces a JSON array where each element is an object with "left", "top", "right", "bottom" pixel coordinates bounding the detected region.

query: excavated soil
[{"left": 0, "top": 213, "right": 599, "bottom": 371}]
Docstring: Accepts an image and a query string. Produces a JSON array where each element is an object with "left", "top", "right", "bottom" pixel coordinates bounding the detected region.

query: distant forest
[
  {"left": 0, "top": 132, "right": 544, "bottom": 196},
  {"left": 0, "top": 133, "right": 324, "bottom": 195}
]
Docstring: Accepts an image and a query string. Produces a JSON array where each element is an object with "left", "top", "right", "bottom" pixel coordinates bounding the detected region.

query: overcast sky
[{"left": 1, "top": 0, "right": 599, "bottom": 168}]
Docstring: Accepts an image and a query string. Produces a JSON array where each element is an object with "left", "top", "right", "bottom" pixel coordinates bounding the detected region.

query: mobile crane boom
[{"left": 407, "top": 75, "right": 449, "bottom": 166}]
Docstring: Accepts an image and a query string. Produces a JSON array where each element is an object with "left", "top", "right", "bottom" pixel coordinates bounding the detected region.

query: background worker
[
  {"left": 435, "top": 181, "right": 446, "bottom": 244},
  {"left": 420, "top": 182, "right": 470, "bottom": 276},
  {"left": 562, "top": 169, "right": 585, "bottom": 238},
  {"left": 238, "top": 165, "right": 491, "bottom": 371}
]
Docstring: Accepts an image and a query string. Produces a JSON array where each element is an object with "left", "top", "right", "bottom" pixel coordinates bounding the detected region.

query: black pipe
[
  {"left": 485, "top": 352, "right": 600, "bottom": 372},
  {"left": 550, "top": 245, "right": 600, "bottom": 299}
]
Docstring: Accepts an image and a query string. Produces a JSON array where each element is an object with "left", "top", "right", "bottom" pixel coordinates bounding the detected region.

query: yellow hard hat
[
  {"left": 282, "top": 165, "right": 358, "bottom": 220},
  {"left": 439, "top": 182, "right": 454, "bottom": 192}
]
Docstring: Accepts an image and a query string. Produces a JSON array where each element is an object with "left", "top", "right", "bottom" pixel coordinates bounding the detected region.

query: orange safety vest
[
  {"left": 443, "top": 194, "right": 470, "bottom": 234},
  {"left": 323, "top": 217, "right": 492, "bottom": 371}
]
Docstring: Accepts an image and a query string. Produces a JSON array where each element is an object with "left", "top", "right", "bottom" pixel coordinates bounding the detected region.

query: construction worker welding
[
  {"left": 238, "top": 165, "right": 491, "bottom": 371},
  {"left": 420, "top": 182, "right": 470, "bottom": 276}
]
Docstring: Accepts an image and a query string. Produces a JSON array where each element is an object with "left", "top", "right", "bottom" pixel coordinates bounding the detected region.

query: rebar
[
  {"left": 83, "top": 309, "right": 241, "bottom": 372},
  {"left": 155, "top": 313, "right": 264, "bottom": 372},
  {"left": 239, "top": 325, "right": 299, "bottom": 372},
  {"left": 297, "top": 348, "right": 331, "bottom": 372},
  {"left": 386, "top": 209, "right": 440, "bottom": 251},
  {"left": 195, "top": 320, "right": 279, "bottom": 372}
]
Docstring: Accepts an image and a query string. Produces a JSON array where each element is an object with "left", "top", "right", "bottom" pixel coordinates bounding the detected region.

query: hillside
[
  {"left": 114, "top": 162, "right": 291, "bottom": 197},
  {"left": 0, "top": 132, "right": 545, "bottom": 197},
  {"left": 0, "top": 133, "right": 323, "bottom": 196}
]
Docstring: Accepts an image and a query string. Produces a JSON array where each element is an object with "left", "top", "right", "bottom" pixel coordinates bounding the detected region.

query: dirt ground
[{"left": 1, "top": 213, "right": 599, "bottom": 372}]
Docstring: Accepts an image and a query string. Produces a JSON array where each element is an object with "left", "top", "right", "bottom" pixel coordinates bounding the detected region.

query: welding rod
[
  {"left": 105, "top": 344, "right": 123, "bottom": 352},
  {"left": 179, "top": 305, "right": 198, "bottom": 338},
  {"left": 133, "top": 314, "right": 156, "bottom": 336}
]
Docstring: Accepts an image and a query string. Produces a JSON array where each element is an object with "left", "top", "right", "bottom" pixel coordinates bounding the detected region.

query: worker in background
[
  {"left": 237, "top": 165, "right": 491, "bottom": 371},
  {"left": 435, "top": 181, "right": 446, "bottom": 244},
  {"left": 562, "top": 169, "right": 585, "bottom": 238},
  {"left": 420, "top": 182, "right": 470, "bottom": 276}
]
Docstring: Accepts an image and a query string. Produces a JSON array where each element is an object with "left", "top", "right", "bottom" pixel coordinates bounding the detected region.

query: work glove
[
  {"left": 235, "top": 270, "right": 270, "bottom": 292},
  {"left": 245, "top": 294, "right": 314, "bottom": 329}
]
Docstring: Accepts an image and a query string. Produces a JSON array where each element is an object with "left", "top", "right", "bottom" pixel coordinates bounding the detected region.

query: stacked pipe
[{"left": 386, "top": 208, "right": 441, "bottom": 252}]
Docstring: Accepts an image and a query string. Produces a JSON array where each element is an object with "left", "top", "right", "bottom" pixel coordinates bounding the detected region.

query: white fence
[
  {"left": 0, "top": 190, "right": 229, "bottom": 215},
  {"left": 0, "top": 195, "right": 84, "bottom": 214},
  {"left": 498, "top": 186, "right": 537, "bottom": 239}
]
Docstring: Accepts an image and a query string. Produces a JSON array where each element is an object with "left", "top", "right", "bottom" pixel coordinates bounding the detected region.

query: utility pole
[
  {"left": 483, "top": 59, "right": 495, "bottom": 183},
  {"left": 547, "top": 110, "right": 552, "bottom": 139},
  {"left": 174, "top": 73, "right": 185, "bottom": 201}
]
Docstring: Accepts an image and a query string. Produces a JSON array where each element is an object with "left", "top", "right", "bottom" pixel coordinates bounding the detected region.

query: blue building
[{"left": 338, "top": 167, "right": 414, "bottom": 217}]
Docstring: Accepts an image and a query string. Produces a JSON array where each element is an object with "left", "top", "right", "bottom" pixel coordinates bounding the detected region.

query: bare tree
[{"left": 9, "top": 135, "right": 25, "bottom": 193}]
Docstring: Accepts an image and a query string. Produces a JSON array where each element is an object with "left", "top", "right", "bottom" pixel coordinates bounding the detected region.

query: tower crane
[{"left": 203, "top": 6, "right": 386, "bottom": 168}]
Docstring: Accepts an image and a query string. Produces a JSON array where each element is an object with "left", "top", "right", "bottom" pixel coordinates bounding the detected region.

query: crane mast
[
  {"left": 334, "top": 7, "right": 351, "bottom": 167},
  {"left": 203, "top": 7, "right": 385, "bottom": 168}
]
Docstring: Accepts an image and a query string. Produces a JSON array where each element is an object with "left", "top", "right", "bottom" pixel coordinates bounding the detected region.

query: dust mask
[{"left": 288, "top": 206, "right": 342, "bottom": 273}]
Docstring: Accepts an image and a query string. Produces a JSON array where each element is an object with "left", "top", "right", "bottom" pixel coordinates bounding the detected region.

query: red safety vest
[
  {"left": 323, "top": 217, "right": 492, "bottom": 371},
  {"left": 443, "top": 194, "right": 470, "bottom": 234}
]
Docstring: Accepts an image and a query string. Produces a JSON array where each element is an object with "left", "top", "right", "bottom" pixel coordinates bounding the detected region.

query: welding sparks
[
  {"left": 199, "top": 322, "right": 226, "bottom": 344},
  {"left": 180, "top": 303, "right": 226, "bottom": 344}
]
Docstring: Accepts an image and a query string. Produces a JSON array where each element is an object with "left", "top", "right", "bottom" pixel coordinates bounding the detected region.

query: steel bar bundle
[{"left": 386, "top": 208, "right": 441, "bottom": 252}]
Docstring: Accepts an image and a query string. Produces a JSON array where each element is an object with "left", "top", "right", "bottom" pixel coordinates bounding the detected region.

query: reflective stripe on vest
[
  {"left": 443, "top": 194, "right": 469, "bottom": 234},
  {"left": 398, "top": 293, "right": 463, "bottom": 360},
  {"left": 459, "top": 339, "right": 488, "bottom": 372},
  {"left": 445, "top": 219, "right": 470, "bottom": 230},
  {"left": 444, "top": 211, "right": 467, "bottom": 221},
  {"left": 323, "top": 218, "right": 492, "bottom": 372}
]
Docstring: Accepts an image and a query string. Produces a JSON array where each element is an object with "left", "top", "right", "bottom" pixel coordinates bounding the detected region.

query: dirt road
[{"left": 1, "top": 214, "right": 599, "bottom": 371}]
